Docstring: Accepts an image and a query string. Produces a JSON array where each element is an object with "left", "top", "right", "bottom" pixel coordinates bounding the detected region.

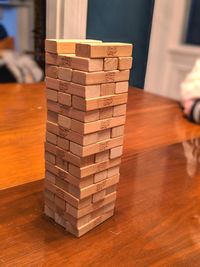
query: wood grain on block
[
  {"left": 45, "top": 151, "right": 56, "bottom": 164},
  {"left": 45, "top": 52, "right": 58, "bottom": 65},
  {"left": 66, "top": 192, "right": 116, "bottom": 218},
  {"left": 46, "top": 65, "right": 58, "bottom": 79},
  {"left": 104, "top": 58, "right": 118, "bottom": 71},
  {"left": 72, "top": 70, "right": 130, "bottom": 85},
  {"left": 99, "top": 107, "right": 113, "bottom": 119},
  {"left": 68, "top": 157, "right": 121, "bottom": 178},
  {"left": 45, "top": 39, "right": 102, "bottom": 54},
  {"left": 98, "top": 129, "right": 111, "bottom": 141},
  {"left": 100, "top": 83, "right": 115, "bottom": 96},
  {"left": 58, "top": 115, "right": 71, "bottom": 129},
  {"left": 47, "top": 100, "right": 59, "bottom": 113},
  {"left": 115, "top": 81, "right": 129, "bottom": 93},
  {"left": 46, "top": 121, "right": 59, "bottom": 135},
  {"left": 111, "top": 125, "right": 125, "bottom": 138},
  {"left": 95, "top": 150, "right": 109, "bottom": 163},
  {"left": 110, "top": 146, "right": 123, "bottom": 159},
  {"left": 46, "top": 88, "right": 58, "bottom": 102},
  {"left": 118, "top": 57, "right": 133, "bottom": 70},
  {"left": 45, "top": 77, "right": 59, "bottom": 90},
  {"left": 57, "top": 137, "right": 69, "bottom": 151},
  {"left": 113, "top": 104, "right": 127, "bottom": 117},
  {"left": 59, "top": 54, "right": 103, "bottom": 72},
  {"left": 71, "top": 116, "right": 125, "bottom": 134},
  {"left": 70, "top": 136, "right": 123, "bottom": 157},
  {"left": 72, "top": 93, "right": 128, "bottom": 111},
  {"left": 107, "top": 166, "right": 120, "bottom": 177},
  {"left": 58, "top": 67, "right": 72, "bottom": 81},
  {"left": 69, "top": 83, "right": 100, "bottom": 98},
  {"left": 59, "top": 105, "right": 99, "bottom": 123},
  {"left": 94, "top": 170, "right": 108, "bottom": 183},
  {"left": 47, "top": 111, "right": 58, "bottom": 123},
  {"left": 75, "top": 42, "right": 133, "bottom": 58},
  {"left": 58, "top": 92, "right": 71, "bottom": 106},
  {"left": 67, "top": 173, "right": 93, "bottom": 188},
  {"left": 46, "top": 131, "right": 57, "bottom": 145}
]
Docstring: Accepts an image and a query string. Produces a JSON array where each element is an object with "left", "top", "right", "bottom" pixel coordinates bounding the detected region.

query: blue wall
[{"left": 86, "top": 0, "right": 154, "bottom": 88}]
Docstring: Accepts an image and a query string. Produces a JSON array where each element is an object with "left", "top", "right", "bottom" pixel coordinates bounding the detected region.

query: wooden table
[{"left": 1, "top": 83, "right": 200, "bottom": 266}]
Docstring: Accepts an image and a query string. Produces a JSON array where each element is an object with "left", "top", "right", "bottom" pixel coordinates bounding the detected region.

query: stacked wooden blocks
[{"left": 44, "top": 39, "right": 133, "bottom": 237}]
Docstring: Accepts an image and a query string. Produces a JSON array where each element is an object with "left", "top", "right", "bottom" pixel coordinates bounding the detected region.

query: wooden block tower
[{"left": 44, "top": 39, "right": 133, "bottom": 237}]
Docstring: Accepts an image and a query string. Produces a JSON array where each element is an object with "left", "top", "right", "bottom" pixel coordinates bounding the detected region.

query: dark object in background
[
  {"left": 33, "top": 0, "right": 46, "bottom": 70},
  {"left": 0, "top": 65, "right": 16, "bottom": 83},
  {"left": 0, "top": 24, "right": 8, "bottom": 40}
]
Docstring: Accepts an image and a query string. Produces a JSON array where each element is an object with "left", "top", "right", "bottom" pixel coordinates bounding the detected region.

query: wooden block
[
  {"left": 94, "top": 170, "right": 108, "bottom": 183},
  {"left": 45, "top": 39, "right": 102, "bottom": 54},
  {"left": 104, "top": 58, "right": 118, "bottom": 70},
  {"left": 45, "top": 142, "right": 57, "bottom": 155},
  {"left": 95, "top": 150, "right": 109, "bottom": 163},
  {"left": 55, "top": 195, "right": 66, "bottom": 211},
  {"left": 47, "top": 110, "right": 58, "bottom": 123},
  {"left": 118, "top": 57, "right": 132, "bottom": 70},
  {"left": 111, "top": 125, "right": 125, "bottom": 138},
  {"left": 110, "top": 146, "right": 123, "bottom": 159},
  {"left": 100, "top": 83, "right": 115, "bottom": 96},
  {"left": 115, "top": 81, "right": 129, "bottom": 93},
  {"left": 46, "top": 88, "right": 58, "bottom": 102},
  {"left": 58, "top": 67, "right": 72, "bottom": 81},
  {"left": 70, "top": 136, "right": 123, "bottom": 157},
  {"left": 71, "top": 116, "right": 125, "bottom": 134},
  {"left": 44, "top": 189, "right": 55, "bottom": 203},
  {"left": 44, "top": 205, "right": 54, "bottom": 219},
  {"left": 46, "top": 65, "right": 58, "bottom": 79},
  {"left": 55, "top": 213, "right": 66, "bottom": 227},
  {"left": 69, "top": 83, "right": 100, "bottom": 98},
  {"left": 45, "top": 77, "right": 59, "bottom": 90},
  {"left": 58, "top": 92, "right": 71, "bottom": 106},
  {"left": 45, "top": 52, "right": 58, "bottom": 65},
  {"left": 113, "top": 104, "right": 127, "bottom": 117},
  {"left": 59, "top": 54, "right": 103, "bottom": 72},
  {"left": 46, "top": 121, "right": 59, "bottom": 135},
  {"left": 92, "top": 190, "right": 106, "bottom": 203},
  {"left": 106, "top": 184, "right": 117, "bottom": 195},
  {"left": 98, "top": 129, "right": 110, "bottom": 141},
  {"left": 99, "top": 107, "right": 113, "bottom": 119},
  {"left": 72, "top": 70, "right": 130, "bottom": 85},
  {"left": 45, "top": 151, "right": 56, "bottom": 164},
  {"left": 56, "top": 157, "right": 68, "bottom": 171},
  {"left": 45, "top": 171, "right": 56, "bottom": 184},
  {"left": 57, "top": 137, "right": 69, "bottom": 150},
  {"left": 108, "top": 166, "right": 120, "bottom": 177},
  {"left": 76, "top": 42, "right": 133, "bottom": 58},
  {"left": 58, "top": 115, "right": 71, "bottom": 129},
  {"left": 72, "top": 93, "right": 128, "bottom": 111},
  {"left": 47, "top": 100, "right": 60, "bottom": 113},
  {"left": 46, "top": 131, "right": 57, "bottom": 145}
]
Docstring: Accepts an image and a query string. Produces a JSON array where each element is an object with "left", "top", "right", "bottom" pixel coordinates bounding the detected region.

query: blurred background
[{"left": 0, "top": 0, "right": 200, "bottom": 100}]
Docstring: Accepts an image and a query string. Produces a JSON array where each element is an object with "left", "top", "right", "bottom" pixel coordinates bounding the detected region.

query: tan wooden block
[
  {"left": 45, "top": 189, "right": 55, "bottom": 202},
  {"left": 106, "top": 184, "right": 117, "bottom": 195},
  {"left": 55, "top": 195, "right": 66, "bottom": 211},
  {"left": 95, "top": 150, "right": 109, "bottom": 163},
  {"left": 107, "top": 166, "right": 120, "bottom": 177},
  {"left": 71, "top": 116, "right": 125, "bottom": 134},
  {"left": 46, "top": 65, "right": 58, "bottom": 79},
  {"left": 44, "top": 205, "right": 54, "bottom": 219},
  {"left": 58, "top": 67, "right": 72, "bottom": 81},
  {"left": 113, "top": 104, "right": 127, "bottom": 117},
  {"left": 70, "top": 136, "right": 123, "bottom": 157},
  {"left": 45, "top": 52, "right": 58, "bottom": 65},
  {"left": 56, "top": 157, "right": 68, "bottom": 171},
  {"left": 67, "top": 174, "right": 94, "bottom": 188},
  {"left": 72, "top": 93, "right": 128, "bottom": 111},
  {"left": 45, "top": 39, "right": 102, "bottom": 54},
  {"left": 72, "top": 70, "right": 130, "bottom": 85},
  {"left": 94, "top": 170, "right": 108, "bottom": 183},
  {"left": 45, "top": 171, "right": 56, "bottom": 184},
  {"left": 76, "top": 42, "right": 133, "bottom": 58},
  {"left": 55, "top": 176, "right": 69, "bottom": 192},
  {"left": 58, "top": 115, "right": 71, "bottom": 129},
  {"left": 115, "top": 81, "right": 129, "bottom": 93},
  {"left": 47, "top": 110, "right": 58, "bottom": 123},
  {"left": 45, "top": 151, "right": 56, "bottom": 164},
  {"left": 46, "top": 121, "right": 59, "bottom": 135},
  {"left": 58, "top": 92, "right": 71, "bottom": 106},
  {"left": 93, "top": 190, "right": 106, "bottom": 203},
  {"left": 69, "top": 83, "right": 100, "bottom": 98},
  {"left": 45, "top": 162, "right": 59, "bottom": 177},
  {"left": 46, "top": 131, "right": 57, "bottom": 145},
  {"left": 57, "top": 137, "right": 69, "bottom": 151},
  {"left": 110, "top": 146, "right": 123, "bottom": 159},
  {"left": 46, "top": 88, "right": 58, "bottom": 102},
  {"left": 47, "top": 100, "right": 60, "bottom": 113},
  {"left": 100, "top": 83, "right": 115, "bottom": 96},
  {"left": 59, "top": 54, "right": 103, "bottom": 72},
  {"left": 118, "top": 57, "right": 132, "bottom": 70},
  {"left": 55, "top": 213, "right": 66, "bottom": 227},
  {"left": 104, "top": 58, "right": 118, "bottom": 71},
  {"left": 45, "top": 142, "right": 57, "bottom": 155},
  {"left": 99, "top": 107, "right": 113, "bottom": 119},
  {"left": 111, "top": 125, "right": 125, "bottom": 138},
  {"left": 45, "top": 77, "right": 59, "bottom": 90},
  {"left": 98, "top": 129, "right": 110, "bottom": 141}
]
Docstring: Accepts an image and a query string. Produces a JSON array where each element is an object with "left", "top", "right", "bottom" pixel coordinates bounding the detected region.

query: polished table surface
[{"left": 1, "top": 83, "right": 200, "bottom": 266}]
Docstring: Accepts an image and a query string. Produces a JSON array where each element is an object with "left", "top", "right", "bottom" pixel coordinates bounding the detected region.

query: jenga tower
[{"left": 44, "top": 39, "right": 133, "bottom": 237}]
